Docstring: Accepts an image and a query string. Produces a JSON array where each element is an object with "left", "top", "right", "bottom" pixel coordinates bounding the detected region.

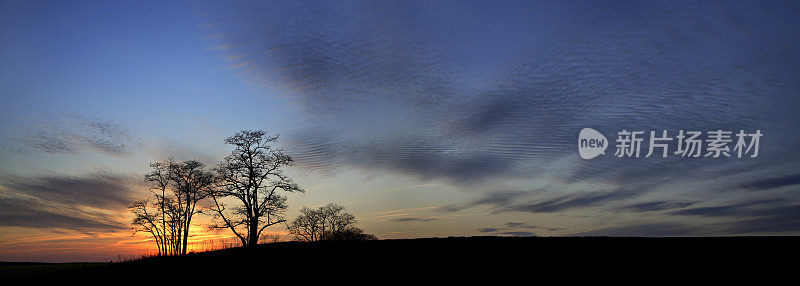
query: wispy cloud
[
  {"left": 7, "top": 115, "right": 135, "bottom": 156},
  {"left": 475, "top": 221, "right": 562, "bottom": 235},
  {"left": 618, "top": 201, "right": 695, "bottom": 212},
  {"left": 440, "top": 188, "right": 641, "bottom": 214},
  {"left": 505, "top": 222, "right": 564, "bottom": 231},
  {"left": 508, "top": 189, "right": 640, "bottom": 214},
  {"left": 500, "top": 231, "right": 535, "bottom": 237},
  {"left": 669, "top": 199, "right": 781, "bottom": 217},
  {"left": 574, "top": 222, "right": 704, "bottom": 237},
  {"left": 725, "top": 205, "right": 800, "bottom": 234},
  {"left": 0, "top": 172, "right": 137, "bottom": 234},
  {"left": 390, "top": 217, "right": 438, "bottom": 223},
  {"left": 436, "top": 190, "right": 527, "bottom": 213},
  {"left": 738, "top": 173, "right": 800, "bottom": 191}
]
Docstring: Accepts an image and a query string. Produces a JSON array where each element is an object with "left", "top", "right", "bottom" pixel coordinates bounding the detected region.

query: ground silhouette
[{"left": 3, "top": 236, "right": 796, "bottom": 281}]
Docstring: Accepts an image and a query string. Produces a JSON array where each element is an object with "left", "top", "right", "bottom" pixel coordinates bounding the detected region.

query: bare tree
[
  {"left": 287, "top": 206, "right": 325, "bottom": 242},
  {"left": 130, "top": 198, "right": 166, "bottom": 256},
  {"left": 131, "top": 161, "right": 172, "bottom": 256},
  {"left": 169, "top": 160, "right": 216, "bottom": 255},
  {"left": 210, "top": 130, "right": 304, "bottom": 247},
  {"left": 144, "top": 161, "right": 171, "bottom": 256},
  {"left": 288, "top": 204, "right": 374, "bottom": 241},
  {"left": 130, "top": 159, "right": 214, "bottom": 256},
  {"left": 319, "top": 203, "right": 356, "bottom": 234}
]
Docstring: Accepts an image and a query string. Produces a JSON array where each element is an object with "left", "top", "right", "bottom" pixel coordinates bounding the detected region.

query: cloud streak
[
  {"left": 574, "top": 222, "right": 704, "bottom": 237},
  {"left": 7, "top": 115, "right": 134, "bottom": 156},
  {"left": 0, "top": 172, "right": 136, "bottom": 234},
  {"left": 509, "top": 189, "right": 640, "bottom": 214},
  {"left": 618, "top": 201, "right": 695, "bottom": 212},
  {"left": 390, "top": 217, "right": 438, "bottom": 223},
  {"left": 440, "top": 188, "right": 642, "bottom": 214},
  {"left": 738, "top": 173, "right": 800, "bottom": 191},
  {"left": 669, "top": 199, "right": 781, "bottom": 217}
]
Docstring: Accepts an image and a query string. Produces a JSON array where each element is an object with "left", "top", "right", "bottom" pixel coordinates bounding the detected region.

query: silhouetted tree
[
  {"left": 169, "top": 160, "right": 216, "bottom": 254},
  {"left": 142, "top": 161, "right": 172, "bottom": 256},
  {"left": 130, "top": 198, "right": 166, "bottom": 255},
  {"left": 288, "top": 204, "right": 375, "bottom": 241},
  {"left": 287, "top": 206, "right": 324, "bottom": 242},
  {"left": 210, "top": 130, "right": 304, "bottom": 247},
  {"left": 321, "top": 228, "right": 378, "bottom": 241},
  {"left": 130, "top": 159, "right": 214, "bottom": 256}
]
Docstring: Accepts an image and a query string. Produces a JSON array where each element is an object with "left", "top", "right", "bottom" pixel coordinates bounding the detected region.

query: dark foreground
[{"left": 3, "top": 236, "right": 797, "bottom": 281}]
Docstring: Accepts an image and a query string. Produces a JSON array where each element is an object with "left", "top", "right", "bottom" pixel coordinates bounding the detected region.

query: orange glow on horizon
[{"left": 0, "top": 223, "right": 294, "bottom": 263}]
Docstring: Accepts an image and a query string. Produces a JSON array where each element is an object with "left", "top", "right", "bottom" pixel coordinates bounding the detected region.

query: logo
[
  {"left": 577, "top": 128, "right": 762, "bottom": 159},
  {"left": 578, "top": 128, "right": 608, "bottom": 159}
]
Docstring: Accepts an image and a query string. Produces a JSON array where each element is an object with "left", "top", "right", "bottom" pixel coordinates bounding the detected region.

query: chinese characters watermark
[{"left": 579, "top": 128, "right": 762, "bottom": 160}]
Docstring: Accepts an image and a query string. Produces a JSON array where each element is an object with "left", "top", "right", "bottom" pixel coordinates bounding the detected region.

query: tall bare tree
[
  {"left": 131, "top": 159, "right": 214, "bottom": 256},
  {"left": 169, "top": 160, "right": 216, "bottom": 254},
  {"left": 210, "top": 130, "right": 304, "bottom": 247},
  {"left": 130, "top": 198, "right": 166, "bottom": 256},
  {"left": 131, "top": 161, "right": 172, "bottom": 256}
]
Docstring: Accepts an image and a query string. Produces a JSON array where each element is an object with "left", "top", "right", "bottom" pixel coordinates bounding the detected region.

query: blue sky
[{"left": 1, "top": 0, "right": 800, "bottom": 262}]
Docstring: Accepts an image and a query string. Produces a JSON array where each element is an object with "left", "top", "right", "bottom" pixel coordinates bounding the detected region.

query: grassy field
[
  {"left": 0, "top": 262, "right": 108, "bottom": 278},
  {"left": 3, "top": 236, "right": 796, "bottom": 281}
]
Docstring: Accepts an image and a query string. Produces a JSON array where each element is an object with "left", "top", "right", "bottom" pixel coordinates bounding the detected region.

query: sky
[{"left": 1, "top": 0, "right": 800, "bottom": 262}]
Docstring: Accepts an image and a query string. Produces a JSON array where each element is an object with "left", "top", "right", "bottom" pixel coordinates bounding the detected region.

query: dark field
[
  {"left": 0, "top": 262, "right": 106, "bottom": 278},
  {"left": 3, "top": 236, "right": 796, "bottom": 281}
]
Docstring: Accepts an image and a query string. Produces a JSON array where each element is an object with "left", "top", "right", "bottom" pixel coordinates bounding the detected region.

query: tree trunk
[
  {"left": 183, "top": 224, "right": 189, "bottom": 254},
  {"left": 183, "top": 212, "right": 192, "bottom": 255},
  {"left": 248, "top": 215, "right": 258, "bottom": 247}
]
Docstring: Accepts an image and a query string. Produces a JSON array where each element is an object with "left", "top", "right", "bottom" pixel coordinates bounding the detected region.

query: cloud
[
  {"left": 390, "top": 217, "right": 438, "bottom": 223},
  {"left": 0, "top": 198, "right": 126, "bottom": 233},
  {"left": 618, "top": 201, "right": 695, "bottom": 212},
  {"left": 574, "top": 203, "right": 800, "bottom": 236},
  {"left": 669, "top": 199, "right": 781, "bottom": 217},
  {"left": 505, "top": 222, "right": 527, "bottom": 228},
  {"left": 6, "top": 115, "right": 134, "bottom": 156},
  {"left": 440, "top": 188, "right": 642, "bottom": 215},
  {"left": 8, "top": 115, "right": 134, "bottom": 156},
  {"left": 288, "top": 130, "right": 523, "bottom": 184},
  {"left": 505, "top": 222, "right": 564, "bottom": 231},
  {"left": 437, "top": 190, "right": 527, "bottom": 213},
  {"left": 599, "top": 199, "right": 800, "bottom": 235},
  {"left": 725, "top": 205, "right": 800, "bottom": 234},
  {"left": 475, "top": 222, "right": 563, "bottom": 234},
  {"left": 664, "top": 200, "right": 800, "bottom": 234},
  {"left": 500, "top": 231, "right": 535, "bottom": 237},
  {"left": 199, "top": 1, "right": 800, "bottom": 235},
  {"left": 0, "top": 172, "right": 137, "bottom": 234},
  {"left": 201, "top": 0, "right": 800, "bottom": 190},
  {"left": 738, "top": 173, "right": 800, "bottom": 191},
  {"left": 508, "top": 189, "right": 640, "bottom": 214},
  {"left": 574, "top": 222, "right": 703, "bottom": 237}
]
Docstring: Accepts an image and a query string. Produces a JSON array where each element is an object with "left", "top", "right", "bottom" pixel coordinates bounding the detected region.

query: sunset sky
[{"left": 2, "top": 0, "right": 800, "bottom": 262}]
